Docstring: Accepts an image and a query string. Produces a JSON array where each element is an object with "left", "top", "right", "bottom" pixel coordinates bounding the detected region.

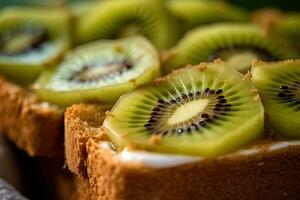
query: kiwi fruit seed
[
  {"left": 162, "top": 23, "right": 297, "bottom": 74},
  {"left": 0, "top": 7, "right": 71, "bottom": 85},
  {"left": 75, "top": 0, "right": 180, "bottom": 51},
  {"left": 34, "top": 36, "right": 160, "bottom": 107},
  {"left": 103, "top": 62, "right": 264, "bottom": 157},
  {"left": 252, "top": 59, "right": 300, "bottom": 139},
  {"left": 166, "top": 0, "right": 248, "bottom": 33}
]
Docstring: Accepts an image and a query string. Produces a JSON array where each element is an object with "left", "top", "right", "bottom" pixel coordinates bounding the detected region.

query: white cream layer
[{"left": 100, "top": 141, "right": 300, "bottom": 169}]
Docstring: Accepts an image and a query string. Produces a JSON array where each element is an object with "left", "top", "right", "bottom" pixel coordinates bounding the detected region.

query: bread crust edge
[
  {"left": 65, "top": 104, "right": 300, "bottom": 200},
  {"left": 0, "top": 76, "right": 63, "bottom": 156}
]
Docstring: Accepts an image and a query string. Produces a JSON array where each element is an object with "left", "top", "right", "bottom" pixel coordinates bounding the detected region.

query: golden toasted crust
[
  {"left": 65, "top": 104, "right": 300, "bottom": 200},
  {"left": 0, "top": 76, "right": 63, "bottom": 156},
  {"left": 86, "top": 138, "right": 300, "bottom": 200},
  {"left": 65, "top": 104, "right": 108, "bottom": 179}
]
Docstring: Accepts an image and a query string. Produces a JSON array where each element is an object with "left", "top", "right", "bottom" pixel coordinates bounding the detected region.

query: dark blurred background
[{"left": 228, "top": 0, "right": 300, "bottom": 11}]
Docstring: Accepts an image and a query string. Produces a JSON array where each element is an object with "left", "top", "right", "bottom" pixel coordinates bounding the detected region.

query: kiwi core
[
  {"left": 168, "top": 99, "right": 209, "bottom": 125},
  {"left": 70, "top": 60, "right": 132, "bottom": 82},
  {"left": 0, "top": 27, "right": 48, "bottom": 55},
  {"left": 3, "top": 33, "right": 34, "bottom": 54},
  {"left": 226, "top": 51, "right": 258, "bottom": 72},
  {"left": 144, "top": 88, "right": 234, "bottom": 136}
]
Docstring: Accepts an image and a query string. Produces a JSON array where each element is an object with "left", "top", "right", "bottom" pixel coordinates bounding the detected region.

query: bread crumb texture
[{"left": 0, "top": 76, "right": 63, "bottom": 156}]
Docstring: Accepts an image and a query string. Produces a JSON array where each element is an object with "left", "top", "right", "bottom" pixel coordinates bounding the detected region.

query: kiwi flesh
[
  {"left": 0, "top": 7, "right": 71, "bottom": 85},
  {"left": 252, "top": 59, "right": 300, "bottom": 139},
  {"left": 103, "top": 62, "right": 264, "bottom": 157},
  {"left": 162, "top": 23, "right": 297, "bottom": 74},
  {"left": 166, "top": 0, "right": 248, "bottom": 32},
  {"left": 75, "top": 0, "right": 179, "bottom": 51},
  {"left": 34, "top": 36, "right": 160, "bottom": 107}
]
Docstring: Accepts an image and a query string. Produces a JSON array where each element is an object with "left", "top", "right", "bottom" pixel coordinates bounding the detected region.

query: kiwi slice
[
  {"left": 75, "top": 0, "right": 179, "bottom": 51},
  {"left": 0, "top": 7, "right": 71, "bottom": 84},
  {"left": 166, "top": 0, "right": 248, "bottom": 32},
  {"left": 34, "top": 36, "right": 160, "bottom": 107},
  {"left": 252, "top": 60, "right": 300, "bottom": 139},
  {"left": 162, "top": 23, "right": 297, "bottom": 74},
  {"left": 103, "top": 62, "right": 264, "bottom": 157}
]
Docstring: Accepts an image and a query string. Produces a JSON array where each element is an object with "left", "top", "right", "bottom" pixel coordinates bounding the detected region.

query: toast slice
[
  {"left": 65, "top": 104, "right": 300, "bottom": 200},
  {"left": 0, "top": 76, "right": 63, "bottom": 156},
  {"left": 65, "top": 104, "right": 108, "bottom": 179}
]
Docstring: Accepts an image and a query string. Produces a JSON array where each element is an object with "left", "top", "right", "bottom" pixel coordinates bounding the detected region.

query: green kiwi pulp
[
  {"left": 252, "top": 60, "right": 300, "bottom": 139},
  {"left": 75, "top": 0, "right": 180, "bottom": 51},
  {"left": 166, "top": 0, "right": 248, "bottom": 32},
  {"left": 162, "top": 23, "right": 297, "bottom": 74},
  {"left": 34, "top": 36, "right": 160, "bottom": 107},
  {"left": 0, "top": 7, "right": 71, "bottom": 84},
  {"left": 103, "top": 62, "right": 264, "bottom": 157}
]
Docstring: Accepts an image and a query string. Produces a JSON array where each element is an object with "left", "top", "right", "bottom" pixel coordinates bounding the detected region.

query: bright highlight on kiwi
[
  {"left": 34, "top": 36, "right": 160, "bottom": 107},
  {"left": 75, "top": 0, "right": 179, "bottom": 51},
  {"left": 252, "top": 59, "right": 300, "bottom": 139},
  {"left": 104, "top": 62, "right": 264, "bottom": 157},
  {"left": 162, "top": 23, "right": 297, "bottom": 74},
  {"left": 0, "top": 7, "right": 71, "bottom": 84}
]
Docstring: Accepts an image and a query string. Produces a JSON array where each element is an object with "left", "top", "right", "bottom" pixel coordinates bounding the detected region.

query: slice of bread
[
  {"left": 65, "top": 104, "right": 300, "bottom": 200},
  {"left": 65, "top": 104, "right": 108, "bottom": 179},
  {"left": 0, "top": 76, "right": 63, "bottom": 156}
]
